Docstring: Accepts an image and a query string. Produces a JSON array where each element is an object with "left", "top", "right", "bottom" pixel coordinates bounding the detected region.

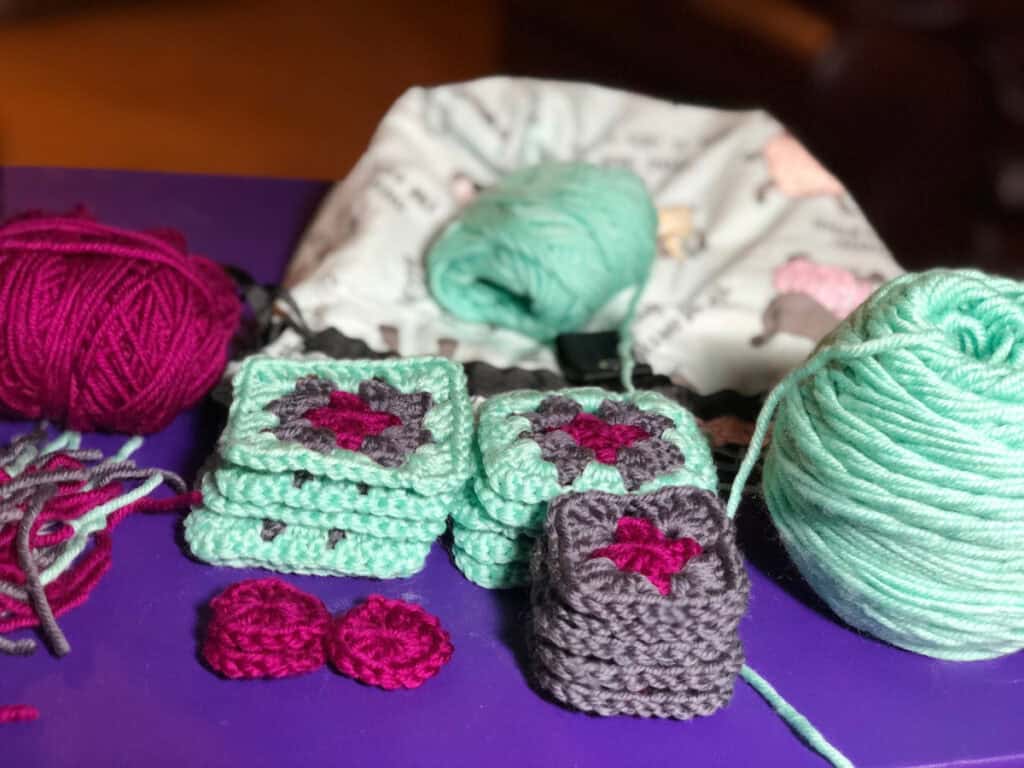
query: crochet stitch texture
[
  {"left": 222, "top": 356, "right": 472, "bottom": 495},
  {"left": 200, "top": 581, "right": 454, "bottom": 689},
  {"left": 528, "top": 487, "right": 749, "bottom": 719},
  {"left": 328, "top": 595, "right": 454, "bottom": 689},
  {"left": 186, "top": 356, "right": 472, "bottom": 578},
  {"left": 202, "top": 578, "right": 331, "bottom": 679},
  {"left": 451, "top": 388, "right": 716, "bottom": 589}
]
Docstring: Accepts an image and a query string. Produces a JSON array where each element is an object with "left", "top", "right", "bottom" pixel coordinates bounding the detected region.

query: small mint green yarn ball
[
  {"left": 426, "top": 162, "right": 657, "bottom": 341},
  {"left": 754, "top": 269, "right": 1024, "bottom": 661}
]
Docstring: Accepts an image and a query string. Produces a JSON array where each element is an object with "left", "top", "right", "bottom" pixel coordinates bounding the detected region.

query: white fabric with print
[{"left": 270, "top": 76, "right": 902, "bottom": 394}]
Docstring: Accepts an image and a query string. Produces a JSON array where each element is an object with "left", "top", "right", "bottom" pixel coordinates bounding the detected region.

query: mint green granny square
[
  {"left": 476, "top": 388, "right": 717, "bottom": 504},
  {"left": 221, "top": 356, "right": 473, "bottom": 495}
]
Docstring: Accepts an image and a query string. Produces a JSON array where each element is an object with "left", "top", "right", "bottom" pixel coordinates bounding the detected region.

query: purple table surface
[{"left": 2, "top": 166, "right": 1023, "bottom": 768}]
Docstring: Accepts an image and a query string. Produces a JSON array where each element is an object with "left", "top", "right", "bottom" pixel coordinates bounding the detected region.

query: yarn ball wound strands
[
  {"left": 728, "top": 269, "right": 1024, "bottom": 661},
  {"left": 427, "top": 162, "right": 657, "bottom": 388},
  {"left": 0, "top": 212, "right": 242, "bottom": 434}
]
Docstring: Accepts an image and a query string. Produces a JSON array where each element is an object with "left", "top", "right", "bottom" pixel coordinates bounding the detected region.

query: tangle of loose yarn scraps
[{"left": 0, "top": 428, "right": 195, "bottom": 657}]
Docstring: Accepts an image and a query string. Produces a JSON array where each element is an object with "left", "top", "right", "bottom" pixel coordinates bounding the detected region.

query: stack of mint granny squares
[
  {"left": 186, "top": 356, "right": 473, "bottom": 578},
  {"left": 451, "top": 388, "right": 718, "bottom": 589}
]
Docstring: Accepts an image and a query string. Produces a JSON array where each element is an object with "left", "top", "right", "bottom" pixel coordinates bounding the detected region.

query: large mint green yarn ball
[
  {"left": 426, "top": 162, "right": 657, "bottom": 341},
  {"left": 761, "top": 269, "right": 1024, "bottom": 661}
]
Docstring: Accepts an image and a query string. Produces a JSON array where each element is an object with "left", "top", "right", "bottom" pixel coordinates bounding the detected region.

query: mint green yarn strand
[
  {"left": 3, "top": 429, "right": 79, "bottom": 477},
  {"left": 42, "top": 430, "right": 79, "bottom": 456},
  {"left": 618, "top": 284, "right": 644, "bottom": 392},
  {"left": 739, "top": 666, "right": 853, "bottom": 768},
  {"left": 726, "top": 377, "right": 784, "bottom": 518},
  {"left": 726, "top": 332, "right": 945, "bottom": 518},
  {"left": 4, "top": 443, "right": 41, "bottom": 478},
  {"left": 42, "top": 473, "right": 164, "bottom": 586},
  {"left": 723, "top": 375, "right": 856, "bottom": 765},
  {"left": 112, "top": 435, "right": 144, "bottom": 463}
]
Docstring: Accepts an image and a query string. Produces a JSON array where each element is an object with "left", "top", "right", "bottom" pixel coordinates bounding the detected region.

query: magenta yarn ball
[{"left": 0, "top": 211, "right": 241, "bottom": 434}]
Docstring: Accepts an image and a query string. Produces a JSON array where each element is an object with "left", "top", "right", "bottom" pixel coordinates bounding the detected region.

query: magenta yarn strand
[
  {"left": 0, "top": 211, "right": 242, "bottom": 434},
  {"left": 1, "top": 219, "right": 221, "bottom": 303},
  {"left": 0, "top": 219, "right": 212, "bottom": 293}
]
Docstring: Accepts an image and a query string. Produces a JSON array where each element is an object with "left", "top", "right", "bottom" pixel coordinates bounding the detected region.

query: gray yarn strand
[
  {"left": 0, "top": 463, "right": 179, "bottom": 498},
  {"left": 0, "top": 576, "right": 29, "bottom": 602},
  {"left": 1, "top": 429, "right": 187, "bottom": 657},
  {"left": 16, "top": 488, "right": 71, "bottom": 657},
  {"left": 88, "top": 460, "right": 155, "bottom": 487},
  {"left": 0, "top": 460, "right": 186, "bottom": 501},
  {"left": 88, "top": 462, "right": 187, "bottom": 493},
  {"left": 32, "top": 449, "right": 104, "bottom": 467},
  {"left": 32, "top": 541, "right": 69, "bottom": 573},
  {"left": 0, "top": 469, "right": 93, "bottom": 498},
  {"left": 0, "top": 634, "right": 37, "bottom": 656},
  {"left": 0, "top": 424, "right": 48, "bottom": 469}
]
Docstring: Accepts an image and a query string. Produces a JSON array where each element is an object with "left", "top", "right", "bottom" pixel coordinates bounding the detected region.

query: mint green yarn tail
[
  {"left": 617, "top": 283, "right": 644, "bottom": 393},
  {"left": 41, "top": 429, "right": 80, "bottom": 456},
  {"left": 725, "top": 333, "right": 941, "bottom": 517},
  {"left": 3, "top": 428, "right": 81, "bottom": 478},
  {"left": 725, "top": 367, "right": 790, "bottom": 517},
  {"left": 726, "top": 339, "right": 872, "bottom": 516},
  {"left": 111, "top": 435, "right": 144, "bottom": 463},
  {"left": 47, "top": 473, "right": 164, "bottom": 585},
  {"left": 718, "top": 363, "right": 855, "bottom": 764},
  {"left": 740, "top": 666, "right": 853, "bottom": 768}
]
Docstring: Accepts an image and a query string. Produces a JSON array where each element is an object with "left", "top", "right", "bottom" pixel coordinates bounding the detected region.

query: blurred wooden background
[
  {"left": 0, "top": 0, "right": 501, "bottom": 178},
  {"left": 0, "top": 0, "right": 1022, "bottom": 271}
]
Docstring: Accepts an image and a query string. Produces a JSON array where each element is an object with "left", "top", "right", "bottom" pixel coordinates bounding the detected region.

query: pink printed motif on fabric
[
  {"left": 589, "top": 516, "right": 702, "bottom": 596},
  {"left": 554, "top": 413, "right": 650, "bottom": 465},
  {"left": 305, "top": 391, "right": 401, "bottom": 451},
  {"left": 764, "top": 133, "right": 844, "bottom": 198},
  {"left": 773, "top": 256, "right": 877, "bottom": 318}
]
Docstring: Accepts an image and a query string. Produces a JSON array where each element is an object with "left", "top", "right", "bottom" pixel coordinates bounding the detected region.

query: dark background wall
[
  {"left": 1, "top": 0, "right": 1021, "bottom": 273},
  {"left": 504, "top": 0, "right": 1024, "bottom": 274}
]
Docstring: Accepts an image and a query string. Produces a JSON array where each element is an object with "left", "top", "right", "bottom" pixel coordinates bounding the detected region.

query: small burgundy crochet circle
[
  {"left": 202, "top": 578, "right": 330, "bottom": 680},
  {"left": 328, "top": 595, "right": 454, "bottom": 690}
]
